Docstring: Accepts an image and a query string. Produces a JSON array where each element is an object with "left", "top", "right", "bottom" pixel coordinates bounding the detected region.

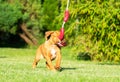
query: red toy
[
  {"left": 58, "top": 0, "right": 70, "bottom": 47},
  {"left": 59, "top": 10, "right": 70, "bottom": 41}
]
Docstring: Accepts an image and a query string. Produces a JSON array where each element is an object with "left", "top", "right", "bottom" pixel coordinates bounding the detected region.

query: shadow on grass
[
  {"left": 36, "top": 66, "right": 77, "bottom": 72},
  {"left": 77, "top": 52, "right": 91, "bottom": 61},
  {"left": 59, "top": 67, "right": 77, "bottom": 72},
  {"left": 37, "top": 66, "right": 77, "bottom": 70},
  {"left": 0, "top": 56, "right": 7, "bottom": 58}
]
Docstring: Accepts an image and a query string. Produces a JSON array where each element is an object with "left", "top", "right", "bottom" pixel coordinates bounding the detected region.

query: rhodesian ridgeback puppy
[{"left": 32, "top": 31, "right": 65, "bottom": 71}]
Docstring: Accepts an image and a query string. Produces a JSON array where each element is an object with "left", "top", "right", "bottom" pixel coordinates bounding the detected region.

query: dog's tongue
[
  {"left": 59, "top": 28, "right": 64, "bottom": 40},
  {"left": 57, "top": 42, "right": 66, "bottom": 47}
]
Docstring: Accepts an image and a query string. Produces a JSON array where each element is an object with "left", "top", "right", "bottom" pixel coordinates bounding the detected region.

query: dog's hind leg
[
  {"left": 32, "top": 58, "right": 40, "bottom": 69},
  {"left": 32, "top": 49, "right": 43, "bottom": 69},
  {"left": 46, "top": 62, "right": 50, "bottom": 69}
]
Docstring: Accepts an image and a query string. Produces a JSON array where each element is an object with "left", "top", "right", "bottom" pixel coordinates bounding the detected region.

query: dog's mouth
[
  {"left": 57, "top": 40, "right": 66, "bottom": 47},
  {"left": 57, "top": 43, "right": 64, "bottom": 47}
]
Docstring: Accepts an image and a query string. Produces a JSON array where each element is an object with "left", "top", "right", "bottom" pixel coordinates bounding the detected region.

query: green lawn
[{"left": 0, "top": 48, "right": 120, "bottom": 82}]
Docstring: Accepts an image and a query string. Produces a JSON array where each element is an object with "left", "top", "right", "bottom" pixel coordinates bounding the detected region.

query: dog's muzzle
[{"left": 57, "top": 40, "right": 66, "bottom": 47}]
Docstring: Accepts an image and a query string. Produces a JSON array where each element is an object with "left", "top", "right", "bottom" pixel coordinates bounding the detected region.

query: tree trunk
[
  {"left": 20, "top": 23, "right": 38, "bottom": 46},
  {"left": 19, "top": 33, "right": 34, "bottom": 46}
]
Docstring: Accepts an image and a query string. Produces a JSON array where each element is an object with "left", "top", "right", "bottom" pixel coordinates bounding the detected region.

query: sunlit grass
[{"left": 0, "top": 48, "right": 120, "bottom": 82}]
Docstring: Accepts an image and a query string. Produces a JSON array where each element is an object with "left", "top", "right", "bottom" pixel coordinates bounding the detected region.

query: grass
[{"left": 0, "top": 48, "right": 120, "bottom": 82}]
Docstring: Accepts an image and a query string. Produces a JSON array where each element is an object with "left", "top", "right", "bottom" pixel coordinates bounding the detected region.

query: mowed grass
[{"left": 0, "top": 48, "right": 120, "bottom": 82}]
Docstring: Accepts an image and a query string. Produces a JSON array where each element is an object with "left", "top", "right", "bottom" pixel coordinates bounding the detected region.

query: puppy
[{"left": 32, "top": 31, "right": 65, "bottom": 71}]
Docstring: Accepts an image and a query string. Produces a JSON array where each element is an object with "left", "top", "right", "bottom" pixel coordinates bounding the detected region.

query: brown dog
[{"left": 32, "top": 31, "right": 65, "bottom": 71}]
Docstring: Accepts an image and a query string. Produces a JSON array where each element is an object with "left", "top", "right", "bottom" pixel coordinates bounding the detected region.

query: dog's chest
[{"left": 50, "top": 46, "right": 57, "bottom": 59}]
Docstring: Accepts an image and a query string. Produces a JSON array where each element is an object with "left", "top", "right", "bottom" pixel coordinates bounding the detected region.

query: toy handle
[
  {"left": 64, "top": 10, "right": 70, "bottom": 22},
  {"left": 59, "top": 27, "right": 64, "bottom": 40}
]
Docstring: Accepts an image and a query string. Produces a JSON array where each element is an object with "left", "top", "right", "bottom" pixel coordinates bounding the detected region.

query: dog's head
[
  {"left": 45, "top": 31, "right": 66, "bottom": 46},
  {"left": 45, "top": 31, "right": 61, "bottom": 43}
]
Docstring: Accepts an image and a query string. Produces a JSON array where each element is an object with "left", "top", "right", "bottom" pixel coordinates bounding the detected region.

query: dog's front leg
[
  {"left": 45, "top": 56, "right": 56, "bottom": 71},
  {"left": 32, "top": 49, "right": 42, "bottom": 69},
  {"left": 55, "top": 52, "right": 61, "bottom": 70}
]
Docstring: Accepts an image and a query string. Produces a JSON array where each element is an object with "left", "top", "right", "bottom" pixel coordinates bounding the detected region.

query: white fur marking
[
  {"left": 51, "top": 48, "right": 56, "bottom": 59},
  {"left": 40, "top": 54, "right": 44, "bottom": 59}
]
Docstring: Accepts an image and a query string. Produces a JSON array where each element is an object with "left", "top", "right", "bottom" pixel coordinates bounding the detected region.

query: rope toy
[{"left": 59, "top": 0, "right": 70, "bottom": 40}]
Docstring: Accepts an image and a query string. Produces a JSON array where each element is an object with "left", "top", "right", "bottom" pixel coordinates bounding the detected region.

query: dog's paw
[
  {"left": 55, "top": 66, "right": 62, "bottom": 71},
  {"left": 32, "top": 65, "right": 36, "bottom": 69}
]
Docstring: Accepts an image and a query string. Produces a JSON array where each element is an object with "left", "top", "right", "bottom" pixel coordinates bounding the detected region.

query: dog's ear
[{"left": 45, "top": 31, "right": 54, "bottom": 40}]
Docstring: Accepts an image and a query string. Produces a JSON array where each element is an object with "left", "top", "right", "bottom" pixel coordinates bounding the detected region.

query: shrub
[{"left": 60, "top": 0, "right": 120, "bottom": 62}]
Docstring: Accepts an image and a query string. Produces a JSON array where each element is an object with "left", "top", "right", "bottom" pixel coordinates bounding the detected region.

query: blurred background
[{"left": 0, "top": 0, "right": 120, "bottom": 62}]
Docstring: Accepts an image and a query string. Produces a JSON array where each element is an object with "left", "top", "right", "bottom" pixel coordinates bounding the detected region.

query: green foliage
[
  {"left": 41, "top": 0, "right": 59, "bottom": 30},
  {"left": 0, "top": 1, "right": 22, "bottom": 34},
  {"left": 20, "top": 0, "right": 43, "bottom": 37},
  {"left": 0, "top": 0, "right": 43, "bottom": 37},
  {"left": 57, "top": 0, "right": 120, "bottom": 62},
  {"left": 0, "top": 0, "right": 120, "bottom": 62}
]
